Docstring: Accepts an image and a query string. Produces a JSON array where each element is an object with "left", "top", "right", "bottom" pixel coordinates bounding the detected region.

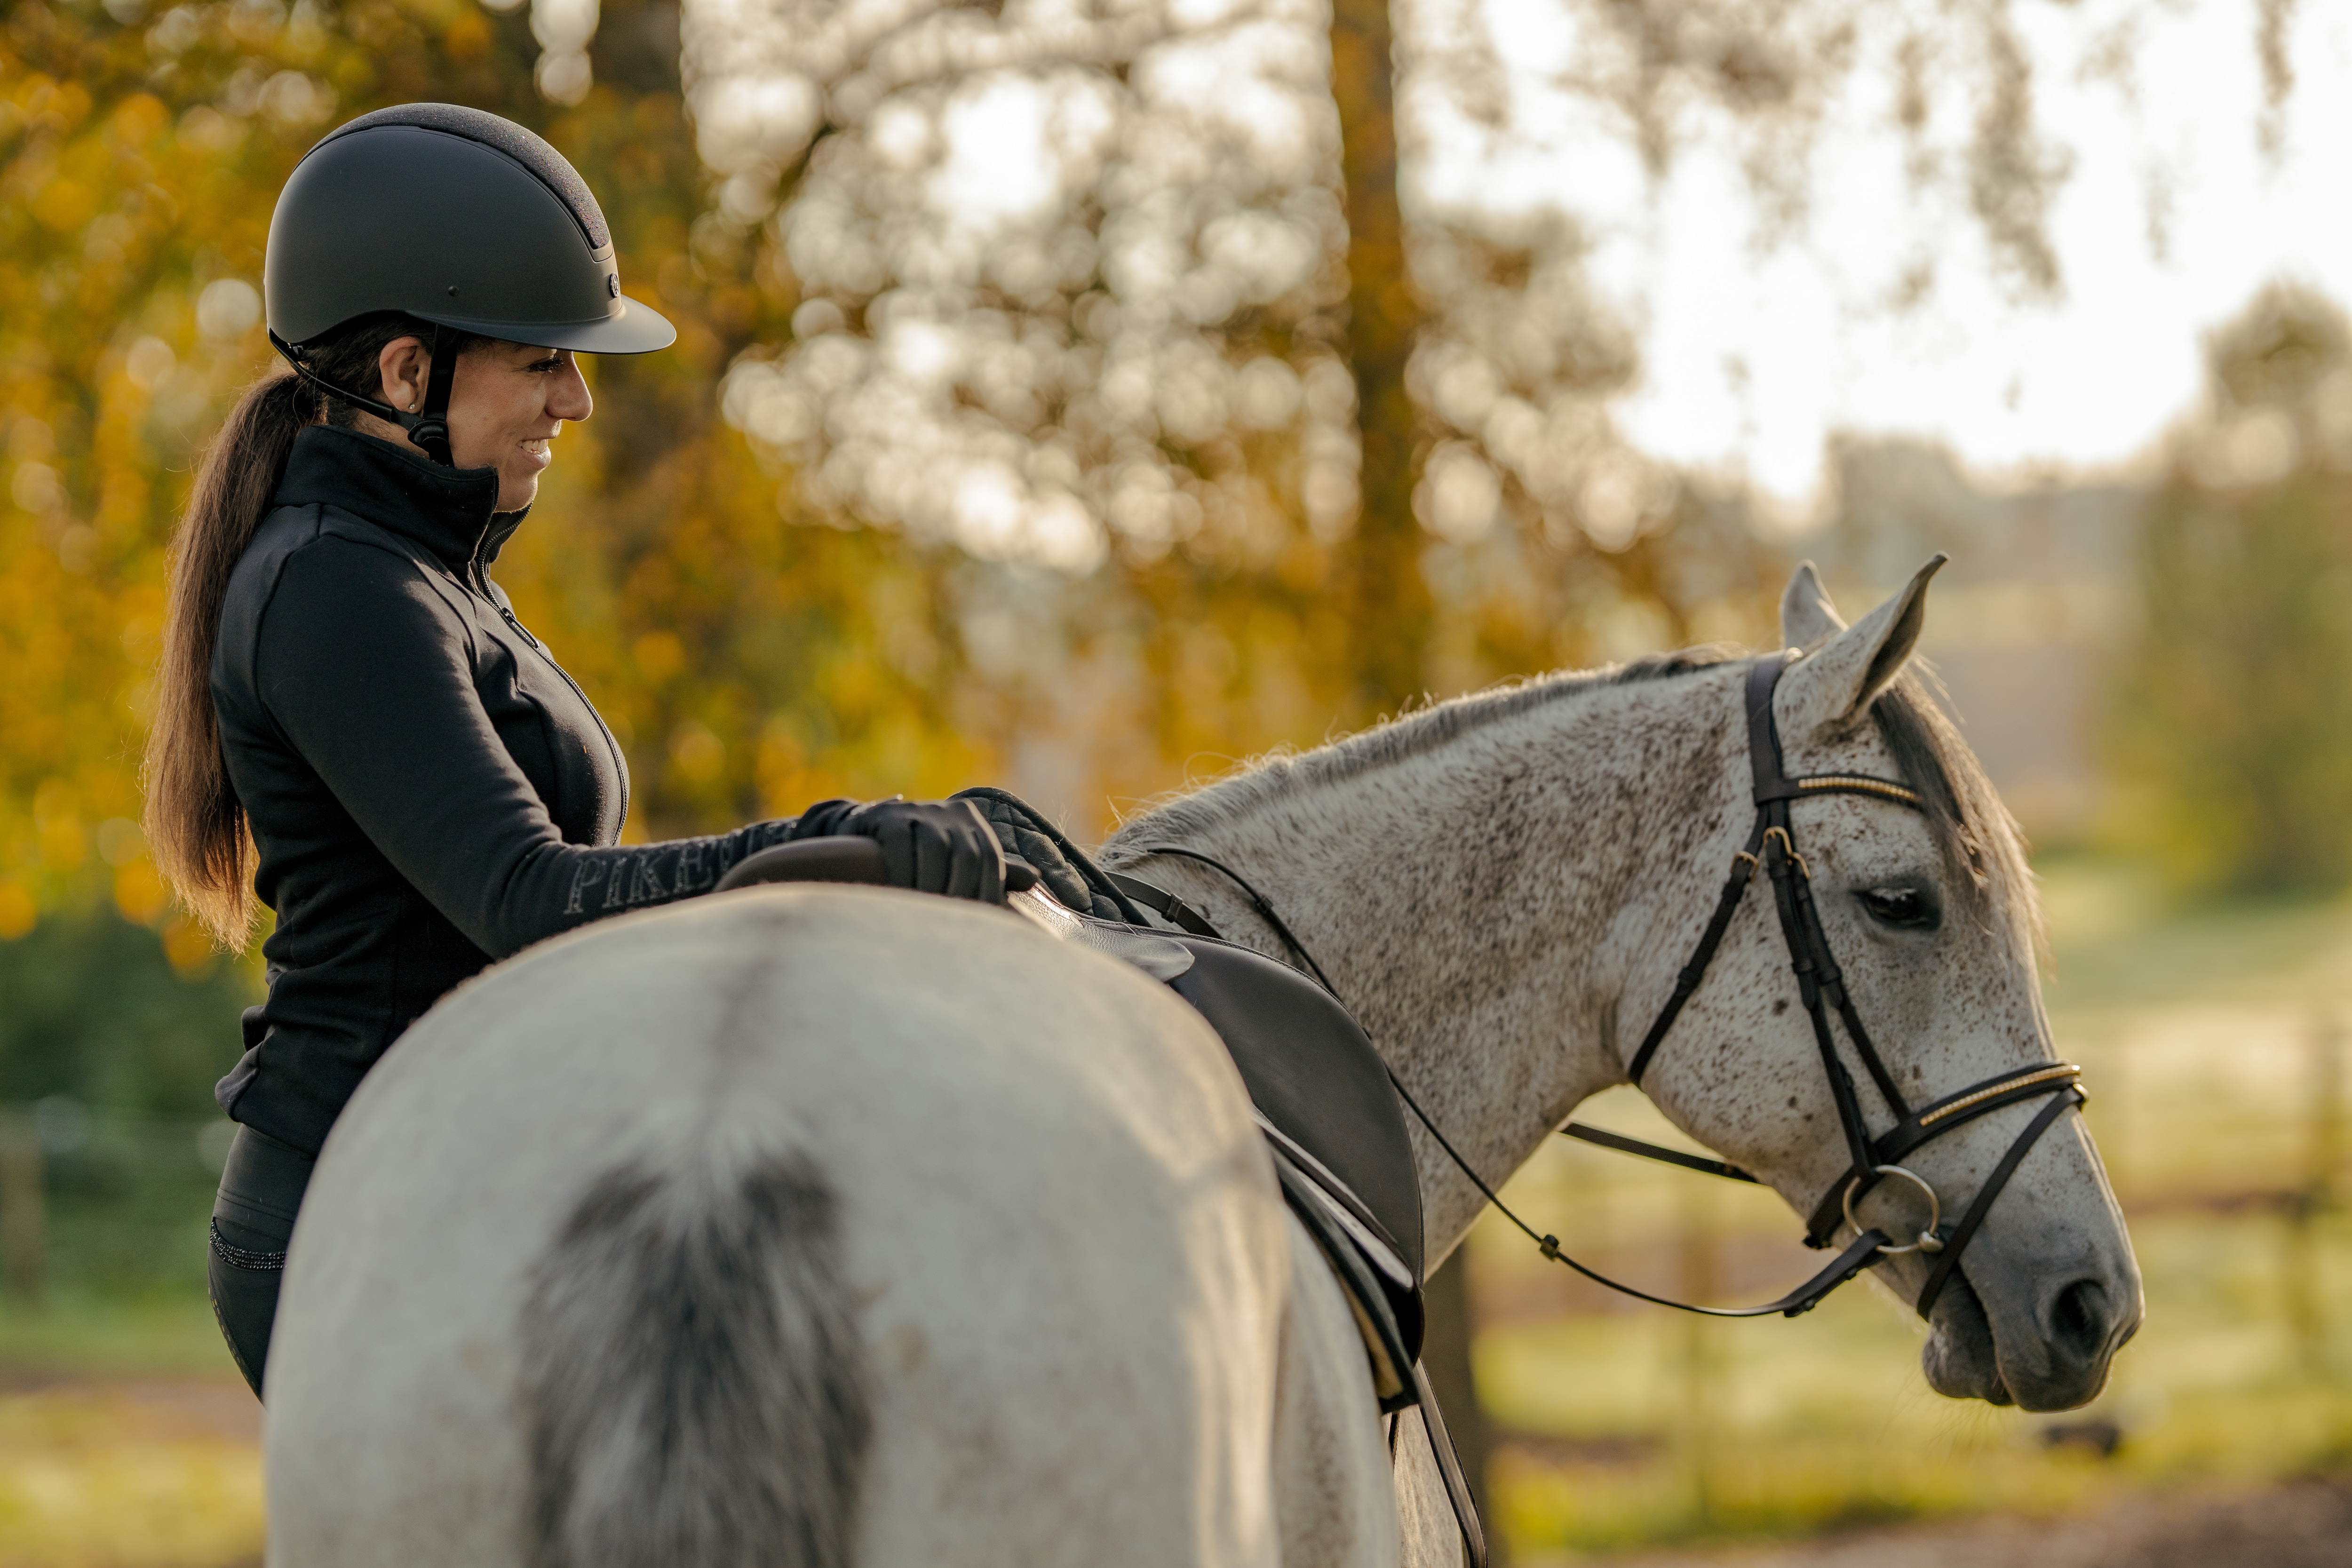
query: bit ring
[{"left": 1844, "top": 1164, "right": 1945, "bottom": 1256}]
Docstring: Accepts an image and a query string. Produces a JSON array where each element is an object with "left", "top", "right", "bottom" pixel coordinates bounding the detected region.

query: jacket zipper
[{"left": 467, "top": 541, "right": 634, "bottom": 828}]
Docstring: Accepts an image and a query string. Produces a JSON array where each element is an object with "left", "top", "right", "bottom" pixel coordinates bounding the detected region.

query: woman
[{"left": 142, "top": 104, "right": 1005, "bottom": 1397}]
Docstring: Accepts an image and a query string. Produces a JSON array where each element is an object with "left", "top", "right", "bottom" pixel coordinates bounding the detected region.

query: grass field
[
  {"left": 5, "top": 857, "right": 2350, "bottom": 1565},
  {"left": 0, "top": 1132, "right": 257, "bottom": 1565}
]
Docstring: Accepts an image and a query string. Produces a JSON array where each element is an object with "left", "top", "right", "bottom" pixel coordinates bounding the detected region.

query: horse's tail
[{"left": 519, "top": 1145, "right": 871, "bottom": 1568}]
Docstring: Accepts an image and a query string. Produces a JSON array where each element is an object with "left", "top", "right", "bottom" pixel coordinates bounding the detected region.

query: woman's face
[{"left": 366, "top": 336, "right": 594, "bottom": 512}]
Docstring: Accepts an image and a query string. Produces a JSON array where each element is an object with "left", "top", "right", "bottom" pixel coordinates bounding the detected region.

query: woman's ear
[
  {"left": 375, "top": 336, "right": 430, "bottom": 414},
  {"left": 1774, "top": 554, "right": 1947, "bottom": 745}
]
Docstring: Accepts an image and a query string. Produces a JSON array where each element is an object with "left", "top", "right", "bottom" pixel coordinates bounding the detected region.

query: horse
[{"left": 260, "top": 558, "right": 2140, "bottom": 1567}]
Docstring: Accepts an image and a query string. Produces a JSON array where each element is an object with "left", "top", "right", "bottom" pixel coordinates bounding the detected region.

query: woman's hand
[{"left": 837, "top": 798, "right": 1008, "bottom": 904}]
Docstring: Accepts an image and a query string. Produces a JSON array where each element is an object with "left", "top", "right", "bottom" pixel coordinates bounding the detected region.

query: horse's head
[{"left": 1635, "top": 557, "right": 2139, "bottom": 1411}]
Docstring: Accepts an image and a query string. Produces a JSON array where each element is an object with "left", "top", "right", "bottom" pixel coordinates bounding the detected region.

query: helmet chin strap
[{"left": 269, "top": 323, "right": 462, "bottom": 467}]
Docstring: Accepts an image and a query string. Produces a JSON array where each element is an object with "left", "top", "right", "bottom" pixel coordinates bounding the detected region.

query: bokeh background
[{"left": 9, "top": 0, "right": 2352, "bottom": 1561}]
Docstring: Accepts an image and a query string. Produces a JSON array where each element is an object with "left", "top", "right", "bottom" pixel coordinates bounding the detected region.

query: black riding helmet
[{"left": 263, "top": 103, "right": 675, "bottom": 465}]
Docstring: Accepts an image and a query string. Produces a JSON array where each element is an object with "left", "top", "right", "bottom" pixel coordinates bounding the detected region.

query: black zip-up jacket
[{"left": 213, "top": 426, "right": 823, "bottom": 1154}]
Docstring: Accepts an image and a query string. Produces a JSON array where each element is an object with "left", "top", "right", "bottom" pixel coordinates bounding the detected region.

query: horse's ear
[
  {"left": 1779, "top": 562, "right": 1846, "bottom": 648},
  {"left": 1777, "top": 554, "right": 1947, "bottom": 740}
]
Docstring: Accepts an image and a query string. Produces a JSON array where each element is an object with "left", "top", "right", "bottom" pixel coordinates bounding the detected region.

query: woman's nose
[{"left": 552, "top": 358, "right": 593, "bottom": 422}]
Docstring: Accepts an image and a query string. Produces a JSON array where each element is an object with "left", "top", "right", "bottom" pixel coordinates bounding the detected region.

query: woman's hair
[{"left": 144, "top": 314, "right": 478, "bottom": 946}]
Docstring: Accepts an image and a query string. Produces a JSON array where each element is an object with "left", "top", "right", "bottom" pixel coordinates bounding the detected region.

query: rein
[{"left": 1131, "top": 653, "right": 2085, "bottom": 1322}]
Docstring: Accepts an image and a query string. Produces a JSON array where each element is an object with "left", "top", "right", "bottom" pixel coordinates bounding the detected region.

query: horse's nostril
[{"left": 2050, "top": 1277, "right": 2108, "bottom": 1363}]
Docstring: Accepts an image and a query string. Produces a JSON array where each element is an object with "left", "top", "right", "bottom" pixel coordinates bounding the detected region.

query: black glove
[{"left": 830, "top": 796, "right": 1007, "bottom": 904}]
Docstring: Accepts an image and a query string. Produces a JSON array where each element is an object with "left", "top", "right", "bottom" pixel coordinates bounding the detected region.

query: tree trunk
[
  {"left": 0, "top": 1116, "right": 45, "bottom": 1307},
  {"left": 1330, "top": 0, "right": 1432, "bottom": 719},
  {"left": 1332, "top": 0, "right": 1499, "bottom": 1543}
]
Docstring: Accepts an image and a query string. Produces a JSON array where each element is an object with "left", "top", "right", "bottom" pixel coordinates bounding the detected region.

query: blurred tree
[
  {"left": 1329, "top": 0, "right": 1422, "bottom": 714},
  {"left": 687, "top": 0, "right": 1792, "bottom": 752},
  {"left": 2108, "top": 284, "right": 2352, "bottom": 896},
  {"left": 6, "top": 0, "right": 2320, "bottom": 904},
  {"left": 679, "top": 0, "right": 2255, "bottom": 785},
  {"left": 0, "top": 909, "right": 251, "bottom": 1116}
]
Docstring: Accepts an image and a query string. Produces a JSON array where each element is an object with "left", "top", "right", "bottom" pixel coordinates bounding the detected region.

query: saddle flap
[
  {"left": 1267, "top": 1140, "right": 1421, "bottom": 1415},
  {"left": 1164, "top": 935, "right": 1426, "bottom": 1285}
]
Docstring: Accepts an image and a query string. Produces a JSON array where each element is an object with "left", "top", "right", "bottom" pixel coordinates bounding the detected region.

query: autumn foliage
[{"left": 2, "top": 0, "right": 1788, "bottom": 969}]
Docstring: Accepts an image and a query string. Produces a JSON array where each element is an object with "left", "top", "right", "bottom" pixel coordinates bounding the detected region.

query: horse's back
[{"left": 264, "top": 886, "right": 1300, "bottom": 1568}]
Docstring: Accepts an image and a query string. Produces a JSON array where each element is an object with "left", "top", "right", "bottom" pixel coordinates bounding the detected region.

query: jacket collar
[{"left": 274, "top": 425, "right": 529, "bottom": 571}]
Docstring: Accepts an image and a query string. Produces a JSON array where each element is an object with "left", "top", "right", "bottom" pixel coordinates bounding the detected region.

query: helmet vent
[{"left": 317, "top": 103, "right": 611, "bottom": 252}]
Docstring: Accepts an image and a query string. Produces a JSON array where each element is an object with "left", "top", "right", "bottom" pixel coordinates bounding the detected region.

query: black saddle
[{"left": 1162, "top": 933, "right": 1425, "bottom": 1388}]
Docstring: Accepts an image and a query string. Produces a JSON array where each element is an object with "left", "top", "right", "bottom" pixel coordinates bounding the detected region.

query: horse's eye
[{"left": 1859, "top": 885, "right": 1937, "bottom": 930}]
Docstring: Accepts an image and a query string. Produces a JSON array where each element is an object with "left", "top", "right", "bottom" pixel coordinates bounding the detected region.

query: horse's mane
[
  {"left": 1108, "top": 644, "right": 2040, "bottom": 955},
  {"left": 1107, "top": 647, "right": 1740, "bottom": 851}
]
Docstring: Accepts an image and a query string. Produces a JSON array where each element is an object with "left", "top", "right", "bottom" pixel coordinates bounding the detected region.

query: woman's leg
[{"left": 207, "top": 1125, "right": 314, "bottom": 1398}]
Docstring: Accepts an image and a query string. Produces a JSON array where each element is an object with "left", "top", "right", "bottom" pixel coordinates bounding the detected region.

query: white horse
[{"left": 262, "top": 561, "right": 2139, "bottom": 1567}]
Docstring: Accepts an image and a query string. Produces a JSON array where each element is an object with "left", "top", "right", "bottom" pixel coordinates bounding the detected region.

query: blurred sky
[{"left": 1418, "top": 0, "right": 2352, "bottom": 518}]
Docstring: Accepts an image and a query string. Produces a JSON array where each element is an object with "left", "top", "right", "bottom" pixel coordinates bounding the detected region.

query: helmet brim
[{"left": 410, "top": 294, "right": 677, "bottom": 355}]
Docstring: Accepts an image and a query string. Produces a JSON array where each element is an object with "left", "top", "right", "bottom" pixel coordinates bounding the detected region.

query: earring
[{"left": 409, "top": 401, "right": 419, "bottom": 411}]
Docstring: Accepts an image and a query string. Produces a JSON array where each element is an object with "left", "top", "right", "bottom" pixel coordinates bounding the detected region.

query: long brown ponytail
[
  {"left": 144, "top": 314, "right": 465, "bottom": 946},
  {"left": 143, "top": 371, "right": 320, "bottom": 946}
]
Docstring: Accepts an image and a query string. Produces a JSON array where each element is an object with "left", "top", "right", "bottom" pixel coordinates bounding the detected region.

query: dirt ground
[
  {"left": 1612, "top": 1478, "right": 2352, "bottom": 1567},
  {"left": 6, "top": 1374, "right": 2346, "bottom": 1568},
  {"left": 0, "top": 1371, "right": 263, "bottom": 1441}
]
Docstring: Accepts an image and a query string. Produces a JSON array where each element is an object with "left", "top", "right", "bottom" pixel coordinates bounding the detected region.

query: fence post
[
  {"left": 0, "top": 1111, "right": 45, "bottom": 1307},
  {"left": 1677, "top": 1176, "right": 1718, "bottom": 1525},
  {"left": 2285, "top": 1011, "right": 2341, "bottom": 1376},
  {"left": 2312, "top": 1009, "right": 2344, "bottom": 1203}
]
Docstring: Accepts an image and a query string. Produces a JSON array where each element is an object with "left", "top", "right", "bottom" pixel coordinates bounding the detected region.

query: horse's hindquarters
[{"left": 262, "top": 888, "right": 1300, "bottom": 1568}]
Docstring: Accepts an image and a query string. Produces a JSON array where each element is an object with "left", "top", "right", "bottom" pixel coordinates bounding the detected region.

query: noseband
[{"left": 1140, "top": 653, "right": 2085, "bottom": 1322}]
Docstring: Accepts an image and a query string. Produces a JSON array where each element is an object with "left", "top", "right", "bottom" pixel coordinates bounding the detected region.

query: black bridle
[{"left": 1136, "top": 652, "right": 2085, "bottom": 1322}]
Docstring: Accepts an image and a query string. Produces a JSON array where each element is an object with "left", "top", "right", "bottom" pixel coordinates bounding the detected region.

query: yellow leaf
[
  {"left": 161, "top": 914, "right": 218, "bottom": 977},
  {"left": 32, "top": 178, "right": 97, "bottom": 233},
  {"left": 444, "top": 8, "right": 492, "bottom": 58},
  {"left": 633, "top": 630, "right": 686, "bottom": 682},
  {"left": 114, "top": 859, "right": 170, "bottom": 926},
  {"left": 0, "top": 885, "right": 32, "bottom": 941}
]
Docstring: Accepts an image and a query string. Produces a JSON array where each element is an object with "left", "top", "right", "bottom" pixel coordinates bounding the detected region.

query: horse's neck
[{"left": 1109, "top": 669, "right": 1739, "bottom": 1260}]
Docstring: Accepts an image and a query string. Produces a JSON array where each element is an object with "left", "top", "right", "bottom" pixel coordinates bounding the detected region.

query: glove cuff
[{"left": 788, "top": 799, "right": 862, "bottom": 839}]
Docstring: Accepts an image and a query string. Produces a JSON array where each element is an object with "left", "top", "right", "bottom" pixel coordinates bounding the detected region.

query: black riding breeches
[{"left": 207, "top": 1125, "right": 314, "bottom": 1398}]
